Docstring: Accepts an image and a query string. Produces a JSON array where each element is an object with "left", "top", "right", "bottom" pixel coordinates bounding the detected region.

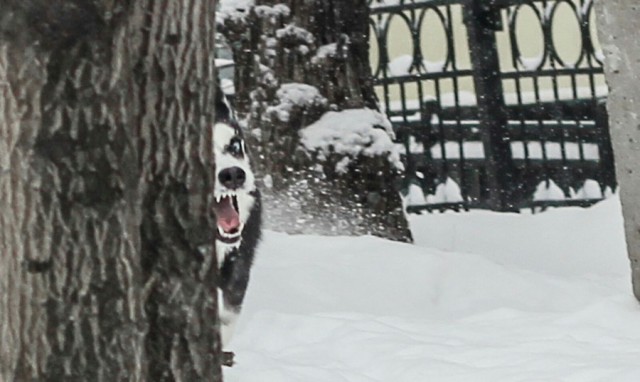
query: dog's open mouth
[{"left": 214, "top": 193, "right": 243, "bottom": 244}]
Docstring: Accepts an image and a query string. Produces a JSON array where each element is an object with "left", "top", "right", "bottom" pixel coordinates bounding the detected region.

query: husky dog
[{"left": 213, "top": 94, "right": 262, "bottom": 352}]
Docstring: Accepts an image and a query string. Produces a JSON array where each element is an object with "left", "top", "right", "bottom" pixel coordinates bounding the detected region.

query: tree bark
[
  {"left": 595, "top": 1, "right": 640, "bottom": 300},
  {"left": 220, "top": 0, "right": 412, "bottom": 242},
  {"left": 0, "top": 1, "right": 222, "bottom": 381}
]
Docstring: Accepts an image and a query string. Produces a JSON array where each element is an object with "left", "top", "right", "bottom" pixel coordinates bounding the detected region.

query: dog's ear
[{"left": 215, "top": 81, "right": 231, "bottom": 122}]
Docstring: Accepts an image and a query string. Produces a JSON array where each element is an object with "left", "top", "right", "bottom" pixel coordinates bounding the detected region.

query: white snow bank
[
  {"left": 533, "top": 179, "right": 566, "bottom": 201},
  {"left": 226, "top": 196, "right": 635, "bottom": 381},
  {"left": 267, "top": 83, "right": 327, "bottom": 123},
  {"left": 276, "top": 24, "right": 315, "bottom": 44},
  {"left": 410, "top": 196, "right": 628, "bottom": 277},
  {"left": 299, "top": 108, "right": 402, "bottom": 170},
  {"left": 254, "top": 4, "right": 291, "bottom": 18},
  {"left": 219, "top": 0, "right": 254, "bottom": 14},
  {"left": 424, "top": 177, "right": 463, "bottom": 204},
  {"left": 219, "top": 1, "right": 290, "bottom": 23},
  {"left": 315, "top": 43, "right": 337, "bottom": 59},
  {"left": 220, "top": 0, "right": 253, "bottom": 9},
  {"left": 570, "top": 179, "right": 608, "bottom": 200}
]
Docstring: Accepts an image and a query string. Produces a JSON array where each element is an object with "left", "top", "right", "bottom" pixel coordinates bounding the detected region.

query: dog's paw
[{"left": 222, "top": 351, "right": 235, "bottom": 367}]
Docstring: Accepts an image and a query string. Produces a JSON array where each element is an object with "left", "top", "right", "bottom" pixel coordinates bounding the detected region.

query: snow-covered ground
[{"left": 225, "top": 197, "right": 640, "bottom": 382}]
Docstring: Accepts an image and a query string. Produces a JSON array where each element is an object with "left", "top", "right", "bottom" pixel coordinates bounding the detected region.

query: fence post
[
  {"left": 463, "top": 0, "right": 517, "bottom": 211},
  {"left": 595, "top": 100, "right": 617, "bottom": 191}
]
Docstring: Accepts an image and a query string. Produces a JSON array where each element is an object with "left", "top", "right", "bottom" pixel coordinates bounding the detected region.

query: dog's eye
[{"left": 227, "top": 138, "right": 244, "bottom": 156}]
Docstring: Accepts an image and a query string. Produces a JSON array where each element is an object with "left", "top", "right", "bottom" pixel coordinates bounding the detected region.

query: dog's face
[{"left": 213, "top": 122, "right": 257, "bottom": 247}]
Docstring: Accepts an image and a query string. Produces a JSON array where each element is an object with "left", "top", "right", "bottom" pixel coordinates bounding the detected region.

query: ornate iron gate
[{"left": 369, "top": 0, "right": 615, "bottom": 212}]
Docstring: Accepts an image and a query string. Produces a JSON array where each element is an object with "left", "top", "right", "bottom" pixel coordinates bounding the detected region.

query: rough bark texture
[
  {"left": 595, "top": 1, "right": 640, "bottom": 300},
  {"left": 220, "top": 0, "right": 412, "bottom": 242},
  {"left": 0, "top": 1, "right": 222, "bottom": 381}
]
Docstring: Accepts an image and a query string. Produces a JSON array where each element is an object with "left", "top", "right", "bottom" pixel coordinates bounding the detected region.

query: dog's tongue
[{"left": 215, "top": 196, "right": 240, "bottom": 232}]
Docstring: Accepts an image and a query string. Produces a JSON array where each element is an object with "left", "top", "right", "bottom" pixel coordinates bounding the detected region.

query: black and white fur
[{"left": 214, "top": 92, "right": 262, "bottom": 348}]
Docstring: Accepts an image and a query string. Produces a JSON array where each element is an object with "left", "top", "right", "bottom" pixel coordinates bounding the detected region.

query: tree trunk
[
  {"left": 0, "top": 1, "right": 222, "bottom": 381},
  {"left": 220, "top": 0, "right": 412, "bottom": 242},
  {"left": 595, "top": 1, "right": 640, "bottom": 301}
]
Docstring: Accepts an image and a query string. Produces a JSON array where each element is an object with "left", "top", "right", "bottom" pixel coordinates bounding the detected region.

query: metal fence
[{"left": 369, "top": 0, "right": 615, "bottom": 212}]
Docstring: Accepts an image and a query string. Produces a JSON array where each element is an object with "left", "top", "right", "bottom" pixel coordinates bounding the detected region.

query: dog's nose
[{"left": 218, "top": 167, "right": 246, "bottom": 190}]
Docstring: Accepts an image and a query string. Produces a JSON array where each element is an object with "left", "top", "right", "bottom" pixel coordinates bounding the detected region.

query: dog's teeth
[{"left": 214, "top": 190, "right": 240, "bottom": 201}]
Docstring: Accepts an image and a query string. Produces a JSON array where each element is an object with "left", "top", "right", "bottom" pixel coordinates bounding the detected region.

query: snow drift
[{"left": 225, "top": 197, "right": 638, "bottom": 381}]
